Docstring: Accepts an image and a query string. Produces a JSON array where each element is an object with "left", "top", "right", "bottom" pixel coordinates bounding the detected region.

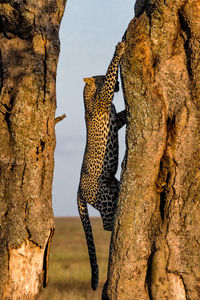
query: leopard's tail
[{"left": 77, "top": 194, "right": 99, "bottom": 290}]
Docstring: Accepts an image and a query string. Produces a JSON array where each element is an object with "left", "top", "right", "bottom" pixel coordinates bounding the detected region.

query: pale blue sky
[{"left": 53, "top": 0, "right": 135, "bottom": 216}]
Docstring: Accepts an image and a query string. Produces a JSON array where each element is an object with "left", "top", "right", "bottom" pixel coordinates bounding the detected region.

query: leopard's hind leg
[{"left": 96, "top": 177, "right": 119, "bottom": 231}]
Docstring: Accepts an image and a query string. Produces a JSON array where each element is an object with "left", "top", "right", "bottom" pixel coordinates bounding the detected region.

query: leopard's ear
[{"left": 83, "top": 77, "right": 95, "bottom": 84}]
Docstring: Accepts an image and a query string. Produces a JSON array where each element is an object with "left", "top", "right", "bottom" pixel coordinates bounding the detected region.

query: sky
[{"left": 53, "top": 0, "right": 135, "bottom": 216}]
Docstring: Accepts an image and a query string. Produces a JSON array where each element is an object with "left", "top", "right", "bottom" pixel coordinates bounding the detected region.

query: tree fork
[
  {"left": 0, "top": 1, "right": 66, "bottom": 298},
  {"left": 104, "top": 0, "right": 200, "bottom": 299}
]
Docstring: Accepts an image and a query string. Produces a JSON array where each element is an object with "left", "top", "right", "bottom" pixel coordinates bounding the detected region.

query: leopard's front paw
[{"left": 116, "top": 41, "right": 125, "bottom": 56}]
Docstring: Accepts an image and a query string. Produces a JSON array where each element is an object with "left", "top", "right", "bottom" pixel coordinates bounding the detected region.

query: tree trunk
[
  {"left": 104, "top": 0, "right": 200, "bottom": 299},
  {"left": 0, "top": 1, "right": 66, "bottom": 298}
]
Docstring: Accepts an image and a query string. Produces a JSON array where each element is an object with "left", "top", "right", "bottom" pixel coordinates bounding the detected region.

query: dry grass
[{"left": 42, "top": 217, "right": 111, "bottom": 300}]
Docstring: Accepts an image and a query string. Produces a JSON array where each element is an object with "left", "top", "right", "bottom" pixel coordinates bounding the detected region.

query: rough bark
[
  {"left": 105, "top": 0, "right": 200, "bottom": 299},
  {"left": 0, "top": 1, "right": 66, "bottom": 298}
]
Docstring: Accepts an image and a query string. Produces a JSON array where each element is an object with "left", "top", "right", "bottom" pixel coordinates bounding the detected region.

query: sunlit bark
[
  {"left": 104, "top": 1, "right": 200, "bottom": 299},
  {"left": 0, "top": 1, "right": 66, "bottom": 298}
]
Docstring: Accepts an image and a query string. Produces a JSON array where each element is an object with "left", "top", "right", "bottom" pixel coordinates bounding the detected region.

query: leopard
[{"left": 77, "top": 41, "right": 126, "bottom": 290}]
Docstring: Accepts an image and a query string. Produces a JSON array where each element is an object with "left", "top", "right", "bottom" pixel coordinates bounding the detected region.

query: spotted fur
[{"left": 77, "top": 42, "right": 126, "bottom": 290}]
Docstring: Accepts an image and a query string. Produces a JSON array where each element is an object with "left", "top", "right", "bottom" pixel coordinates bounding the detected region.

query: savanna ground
[{"left": 43, "top": 217, "right": 111, "bottom": 300}]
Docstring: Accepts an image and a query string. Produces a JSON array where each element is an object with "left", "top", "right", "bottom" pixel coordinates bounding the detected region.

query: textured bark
[
  {"left": 0, "top": 1, "right": 66, "bottom": 298},
  {"left": 105, "top": 0, "right": 200, "bottom": 299}
]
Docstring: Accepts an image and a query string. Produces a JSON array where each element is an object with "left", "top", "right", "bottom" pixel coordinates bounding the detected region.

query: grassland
[{"left": 43, "top": 217, "right": 111, "bottom": 300}]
